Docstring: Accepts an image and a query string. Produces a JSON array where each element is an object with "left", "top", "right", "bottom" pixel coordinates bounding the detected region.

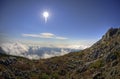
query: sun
[
  {"left": 43, "top": 11, "right": 49, "bottom": 18},
  {"left": 43, "top": 11, "right": 49, "bottom": 23}
]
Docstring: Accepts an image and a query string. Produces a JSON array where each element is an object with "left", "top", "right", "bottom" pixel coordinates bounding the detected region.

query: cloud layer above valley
[
  {"left": 0, "top": 33, "right": 96, "bottom": 59},
  {"left": 0, "top": 42, "right": 80, "bottom": 59}
]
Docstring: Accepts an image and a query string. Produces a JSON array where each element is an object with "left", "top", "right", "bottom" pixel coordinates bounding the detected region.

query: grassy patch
[{"left": 90, "top": 60, "right": 104, "bottom": 69}]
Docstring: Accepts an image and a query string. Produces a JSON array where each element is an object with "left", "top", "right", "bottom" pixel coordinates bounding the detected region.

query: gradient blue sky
[{"left": 0, "top": 0, "right": 120, "bottom": 48}]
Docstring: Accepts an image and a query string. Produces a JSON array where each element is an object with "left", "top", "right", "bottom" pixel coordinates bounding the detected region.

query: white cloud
[
  {"left": 0, "top": 37, "right": 96, "bottom": 59},
  {"left": 40, "top": 33, "right": 55, "bottom": 38},
  {"left": 0, "top": 42, "right": 29, "bottom": 56},
  {"left": 41, "top": 53, "right": 55, "bottom": 59},
  {"left": 56, "top": 36, "right": 68, "bottom": 40},
  {"left": 41, "top": 49, "right": 69, "bottom": 59},
  {"left": 40, "top": 33, "right": 54, "bottom": 36},
  {"left": 22, "top": 33, "right": 68, "bottom": 40},
  {"left": 0, "top": 41, "right": 74, "bottom": 59},
  {"left": 67, "top": 45, "right": 89, "bottom": 49},
  {"left": 22, "top": 34, "right": 40, "bottom": 38},
  {"left": 26, "top": 54, "right": 40, "bottom": 60}
]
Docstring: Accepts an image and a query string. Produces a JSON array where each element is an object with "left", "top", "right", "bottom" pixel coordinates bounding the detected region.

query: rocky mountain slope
[{"left": 0, "top": 28, "right": 120, "bottom": 79}]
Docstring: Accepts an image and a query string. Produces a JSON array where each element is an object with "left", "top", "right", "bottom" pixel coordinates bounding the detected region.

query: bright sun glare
[
  {"left": 43, "top": 11, "right": 49, "bottom": 23},
  {"left": 43, "top": 11, "right": 49, "bottom": 18}
]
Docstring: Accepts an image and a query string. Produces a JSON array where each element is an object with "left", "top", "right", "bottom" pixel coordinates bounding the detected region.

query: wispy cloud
[
  {"left": 22, "top": 33, "right": 68, "bottom": 40},
  {"left": 40, "top": 33, "right": 55, "bottom": 38},
  {"left": 56, "top": 36, "right": 68, "bottom": 40},
  {"left": 22, "top": 33, "right": 54, "bottom": 38},
  {"left": 22, "top": 34, "right": 41, "bottom": 38}
]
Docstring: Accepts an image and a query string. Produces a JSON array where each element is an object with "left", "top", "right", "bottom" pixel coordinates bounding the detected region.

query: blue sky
[{"left": 0, "top": 0, "right": 120, "bottom": 49}]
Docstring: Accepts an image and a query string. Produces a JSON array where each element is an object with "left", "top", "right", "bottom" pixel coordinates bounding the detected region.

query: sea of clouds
[
  {"left": 0, "top": 32, "right": 97, "bottom": 59},
  {"left": 0, "top": 42, "right": 81, "bottom": 59}
]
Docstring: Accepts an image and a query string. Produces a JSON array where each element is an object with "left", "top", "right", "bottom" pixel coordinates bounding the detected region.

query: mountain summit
[{"left": 0, "top": 28, "right": 120, "bottom": 79}]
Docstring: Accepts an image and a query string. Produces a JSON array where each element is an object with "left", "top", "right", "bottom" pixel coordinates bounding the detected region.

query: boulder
[{"left": 93, "top": 72, "right": 104, "bottom": 79}]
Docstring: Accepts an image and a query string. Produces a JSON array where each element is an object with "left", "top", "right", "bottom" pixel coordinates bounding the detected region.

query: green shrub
[
  {"left": 114, "top": 52, "right": 120, "bottom": 57},
  {"left": 51, "top": 73, "right": 59, "bottom": 79},
  {"left": 90, "top": 60, "right": 104, "bottom": 69},
  {"left": 41, "top": 73, "right": 49, "bottom": 79}
]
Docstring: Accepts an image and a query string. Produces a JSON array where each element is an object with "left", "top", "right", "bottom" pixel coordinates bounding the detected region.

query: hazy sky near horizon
[{"left": 0, "top": 0, "right": 120, "bottom": 48}]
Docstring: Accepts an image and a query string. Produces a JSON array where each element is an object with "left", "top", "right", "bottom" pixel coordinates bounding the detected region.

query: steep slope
[
  {"left": 39, "top": 28, "right": 120, "bottom": 79},
  {"left": 0, "top": 28, "right": 120, "bottom": 79},
  {"left": 67, "top": 28, "right": 120, "bottom": 79}
]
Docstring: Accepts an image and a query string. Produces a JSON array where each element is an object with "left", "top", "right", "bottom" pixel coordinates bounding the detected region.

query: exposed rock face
[
  {"left": 103, "top": 28, "right": 120, "bottom": 39},
  {"left": 0, "top": 28, "right": 120, "bottom": 79}
]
